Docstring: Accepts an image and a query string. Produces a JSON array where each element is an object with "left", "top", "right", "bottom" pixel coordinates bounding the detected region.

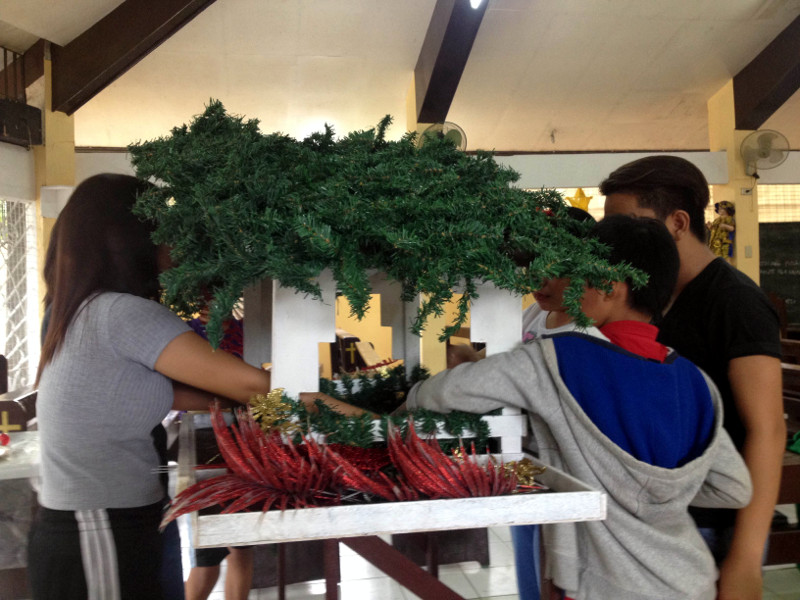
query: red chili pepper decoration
[{"left": 161, "top": 404, "right": 521, "bottom": 530}]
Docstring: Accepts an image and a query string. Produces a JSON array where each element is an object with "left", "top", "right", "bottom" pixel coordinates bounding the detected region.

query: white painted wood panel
[
  {"left": 270, "top": 270, "right": 337, "bottom": 397},
  {"left": 177, "top": 414, "right": 605, "bottom": 549}
]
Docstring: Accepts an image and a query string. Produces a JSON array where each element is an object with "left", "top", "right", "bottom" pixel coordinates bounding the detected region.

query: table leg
[
  {"left": 277, "top": 543, "right": 286, "bottom": 600},
  {"left": 323, "top": 539, "right": 340, "bottom": 600},
  {"left": 343, "top": 535, "right": 463, "bottom": 599}
]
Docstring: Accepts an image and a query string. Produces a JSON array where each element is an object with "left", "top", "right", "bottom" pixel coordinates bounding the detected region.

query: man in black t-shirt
[{"left": 600, "top": 155, "right": 784, "bottom": 600}]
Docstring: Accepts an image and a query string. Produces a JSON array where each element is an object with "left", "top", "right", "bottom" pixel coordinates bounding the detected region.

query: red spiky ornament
[{"left": 162, "top": 403, "right": 523, "bottom": 529}]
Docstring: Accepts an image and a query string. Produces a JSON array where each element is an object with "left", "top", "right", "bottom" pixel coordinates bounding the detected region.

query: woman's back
[{"left": 37, "top": 292, "right": 188, "bottom": 510}]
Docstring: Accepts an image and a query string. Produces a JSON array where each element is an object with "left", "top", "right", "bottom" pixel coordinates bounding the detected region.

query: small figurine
[{"left": 707, "top": 201, "right": 735, "bottom": 262}]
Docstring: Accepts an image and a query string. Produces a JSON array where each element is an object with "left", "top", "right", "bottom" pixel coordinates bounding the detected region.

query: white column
[
  {"left": 270, "top": 270, "right": 337, "bottom": 397},
  {"left": 469, "top": 281, "right": 526, "bottom": 456},
  {"left": 370, "top": 272, "right": 421, "bottom": 375}
]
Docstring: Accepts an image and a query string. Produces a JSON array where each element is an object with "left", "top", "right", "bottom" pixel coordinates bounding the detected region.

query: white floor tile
[
  {"left": 488, "top": 526, "right": 512, "bottom": 543},
  {"left": 762, "top": 567, "right": 800, "bottom": 595},
  {"left": 258, "top": 579, "right": 327, "bottom": 600},
  {"left": 463, "top": 565, "right": 519, "bottom": 598},
  {"left": 339, "top": 576, "right": 407, "bottom": 599},
  {"left": 401, "top": 570, "right": 479, "bottom": 600},
  {"left": 338, "top": 553, "right": 388, "bottom": 580},
  {"left": 439, "top": 562, "right": 474, "bottom": 574},
  {"left": 487, "top": 540, "right": 515, "bottom": 567}
]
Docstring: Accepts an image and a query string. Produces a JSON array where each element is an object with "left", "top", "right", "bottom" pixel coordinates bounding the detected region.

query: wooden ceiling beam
[
  {"left": 50, "top": 0, "right": 218, "bottom": 115},
  {"left": 414, "top": 0, "right": 488, "bottom": 124},
  {"left": 734, "top": 14, "right": 800, "bottom": 130}
]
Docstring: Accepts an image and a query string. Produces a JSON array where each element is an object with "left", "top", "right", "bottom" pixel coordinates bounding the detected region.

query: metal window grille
[
  {"left": 552, "top": 186, "right": 800, "bottom": 225},
  {"left": 755, "top": 185, "right": 800, "bottom": 223},
  {"left": 0, "top": 198, "right": 37, "bottom": 390}
]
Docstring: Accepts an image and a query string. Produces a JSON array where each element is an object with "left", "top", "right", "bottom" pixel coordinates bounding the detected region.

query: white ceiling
[{"left": 2, "top": 0, "right": 800, "bottom": 151}]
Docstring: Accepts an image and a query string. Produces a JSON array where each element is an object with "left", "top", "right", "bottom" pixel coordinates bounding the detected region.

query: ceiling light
[{"left": 470, "top": 0, "right": 484, "bottom": 8}]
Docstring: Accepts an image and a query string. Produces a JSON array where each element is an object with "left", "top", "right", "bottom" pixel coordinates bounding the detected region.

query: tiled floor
[
  {"left": 174, "top": 467, "right": 800, "bottom": 600},
  {"left": 181, "top": 521, "right": 800, "bottom": 600}
]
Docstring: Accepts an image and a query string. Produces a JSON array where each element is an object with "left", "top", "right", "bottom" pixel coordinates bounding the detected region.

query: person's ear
[
  {"left": 665, "top": 210, "right": 691, "bottom": 241},
  {"left": 606, "top": 281, "right": 626, "bottom": 301}
]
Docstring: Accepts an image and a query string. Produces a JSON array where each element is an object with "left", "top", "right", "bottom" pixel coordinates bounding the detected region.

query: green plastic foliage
[{"left": 130, "top": 101, "right": 641, "bottom": 347}]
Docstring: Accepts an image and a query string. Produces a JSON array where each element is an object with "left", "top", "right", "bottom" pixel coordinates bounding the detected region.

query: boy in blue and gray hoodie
[{"left": 404, "top": 215, "right": 751, "bottom": 600}]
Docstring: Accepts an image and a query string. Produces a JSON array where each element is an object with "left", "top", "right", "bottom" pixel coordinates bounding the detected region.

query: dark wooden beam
[
  {"left": 734, "top": 15, "right": 800, "bottom": 130},
  {"left": 50, "top": 0, "right": 218, "bottom": 115},
  {"left": 0, "top": 98, "right": 42, "bottom": 147},
  {"left": 23, "top": 39, "right": 45, "bottom": 87},
  {"left": 414, "top": 0, "right": 488, "bottom": 124}
]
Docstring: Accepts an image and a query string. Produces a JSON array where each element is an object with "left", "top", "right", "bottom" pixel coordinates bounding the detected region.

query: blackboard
[{"left": 760, "top": 222, "right": 800, "bottom": 329}]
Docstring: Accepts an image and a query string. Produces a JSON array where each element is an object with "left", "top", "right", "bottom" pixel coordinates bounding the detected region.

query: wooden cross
[
  {"left": 345, "top": 342, "right": 358, "bottom": 364},
  {"left": 0, "top": 411, "right": 22, "bottom": 434}
]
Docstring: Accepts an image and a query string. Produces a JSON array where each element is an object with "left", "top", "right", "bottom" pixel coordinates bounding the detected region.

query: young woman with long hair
[{"left": 29, "top": 174, "right": 272, "bottom": 600}]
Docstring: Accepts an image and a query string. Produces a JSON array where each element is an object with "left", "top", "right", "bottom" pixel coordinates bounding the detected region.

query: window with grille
[{"left": 0, "top": 198, "right": 39, "bottom": 390}]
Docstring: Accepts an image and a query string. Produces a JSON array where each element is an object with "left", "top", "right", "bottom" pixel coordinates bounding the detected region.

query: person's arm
[
  {"left": 172, "top": 381, "right": 215, "bottom": 411},
  {"left": 171, "top": 381, "right": 245, "bottom": 411},
  {"left": 691, "top": 426, "right": 752, "bottom": 509},
  {"left": 298, "top": 392, "right": 378, "bottom": 418},
  {"left": 155, "top": 331, "right": 270, "bottom": 405},
  {"left": 406, "top": 346, "right": 543, "bottom": 415},
  {"left": 717, "top": 355, "right": 785, "bottom": 600}
]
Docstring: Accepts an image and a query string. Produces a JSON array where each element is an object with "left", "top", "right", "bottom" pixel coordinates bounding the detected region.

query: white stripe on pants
[{"left": 76, "top": 509, "right": 121, "bottom": 600}]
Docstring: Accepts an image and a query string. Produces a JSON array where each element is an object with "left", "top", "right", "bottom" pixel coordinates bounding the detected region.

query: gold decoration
[
  {"left": 566, "top": 188, "right": 592, "bottom": 211},
  {"left": 249, "top": 388, "right": 300, "bottom": 435},
  {"left": 507, "top": 457, "right": 547, "bottom": 487}
]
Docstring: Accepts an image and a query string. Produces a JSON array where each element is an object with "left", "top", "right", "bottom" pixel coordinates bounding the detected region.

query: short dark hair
[
  {"left": 589, "top": 214, "right": 679, "bottom": 318},
  {"left": 598, "top": 155, "right": 709, "bottom": 241}
]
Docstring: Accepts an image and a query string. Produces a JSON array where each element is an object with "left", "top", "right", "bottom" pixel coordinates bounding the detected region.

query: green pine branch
[{"left": 130, "top": 100, "right": 641, "bottom": 345}]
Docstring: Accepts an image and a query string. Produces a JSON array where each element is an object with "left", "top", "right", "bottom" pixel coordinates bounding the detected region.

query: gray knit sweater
[
  {"left": 37, "top": 292, "right": 190, "bottom": 510},
  {"left": 406, "top": 334, "right": 752, "bottom": 600}
]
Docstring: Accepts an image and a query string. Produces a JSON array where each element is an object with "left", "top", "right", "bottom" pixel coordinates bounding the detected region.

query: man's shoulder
[
  {"left": 681, "top": 259, "right": 774, "bottom": 313},
  {"left": 695, "top": 259, "right": 762, "bottom": 293}
]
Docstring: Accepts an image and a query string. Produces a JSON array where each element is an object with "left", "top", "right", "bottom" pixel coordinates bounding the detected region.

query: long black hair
[{"left": 37, "top": 174, "right": 159, "bottom": 382}]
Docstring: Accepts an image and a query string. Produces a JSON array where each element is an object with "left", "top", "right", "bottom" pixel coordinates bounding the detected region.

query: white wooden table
[
  {"left": 0, "top": 431, "right": 39, "bottom": 481},
  {"left": 178, "top": 413, "right": 606, "bottom": 599}
]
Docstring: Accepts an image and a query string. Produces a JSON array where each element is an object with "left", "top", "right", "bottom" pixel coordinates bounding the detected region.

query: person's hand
[
  {"left": 716, "top": 554, "right": 763, "bottom": 600},
  {"left": 446, "top": 344, "right": 482, "bottom": 368},
  {"left": 298, "top": 392, "right": 377, "bottom": 418}
]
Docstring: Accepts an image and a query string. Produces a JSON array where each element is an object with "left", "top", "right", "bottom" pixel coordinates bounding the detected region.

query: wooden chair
[
  {"left": 781, "top": 339, "right": 800, "bottom": 365},
  {"left": 764, "top": 363, "right": 800, "bottom": 565}
]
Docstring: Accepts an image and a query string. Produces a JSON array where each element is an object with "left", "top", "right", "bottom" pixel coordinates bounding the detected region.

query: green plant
[{"left": 130, "top": 101, "right": 642, "bottom": 347}]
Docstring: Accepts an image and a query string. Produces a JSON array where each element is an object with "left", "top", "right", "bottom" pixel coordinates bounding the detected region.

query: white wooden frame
[
  {"left": 243, "top": 273, "right": 530, "bottom": 455},
  {"left": 209, "top": 273, "right": 606, "bottom": 551},
  {"left": 177, "top": 413, "right": 606, "bottom": 549}
]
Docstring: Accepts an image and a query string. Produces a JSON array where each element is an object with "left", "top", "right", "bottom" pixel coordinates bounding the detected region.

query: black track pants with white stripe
[{"left": 28, "top": 501, "right": 164, "bottom": 600}]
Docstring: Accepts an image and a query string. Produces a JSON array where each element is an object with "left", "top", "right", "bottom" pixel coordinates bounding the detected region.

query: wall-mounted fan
[
  {"left": 417, "top": 122, "right": 467, "bottom": 151},
  {"left": 740, "top": 129, "right": 790, "bottom": 177}
]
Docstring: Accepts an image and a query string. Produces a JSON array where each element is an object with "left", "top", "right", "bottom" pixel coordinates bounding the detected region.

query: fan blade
[
  {"left": 768, "top": 150, "right": 786, "bottom": 164},
  {"left": 756, "top": 132, "right": 778, "bottom": 158},
  {"left": 444, "top": 129, "right": 463, "bottom": 147}
]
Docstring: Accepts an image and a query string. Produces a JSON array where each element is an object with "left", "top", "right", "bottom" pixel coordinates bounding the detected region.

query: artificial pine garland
[
  {"left": 317, "top": 365, "right": 493, "bottom": 451},
  {"left": 129, "top": 101, "right": 643, "bottom": 347},
  {"left": 251, "top": 366, "right": 493, "bottom": 451}
]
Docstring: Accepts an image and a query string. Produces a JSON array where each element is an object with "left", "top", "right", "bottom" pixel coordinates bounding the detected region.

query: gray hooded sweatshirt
[{"left": 406, "top": 332, "right": 752, "bottom": 600}]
